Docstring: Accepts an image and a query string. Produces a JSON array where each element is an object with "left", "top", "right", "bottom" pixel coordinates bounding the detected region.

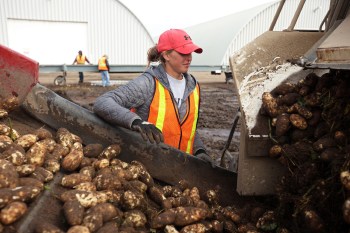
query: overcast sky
[{"left": 119, "top": 0, "right": 277, "bottom": 37}]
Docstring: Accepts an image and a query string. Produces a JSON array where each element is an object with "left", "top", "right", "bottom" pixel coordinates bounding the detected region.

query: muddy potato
[
  {"left": 340, "top": 171, "right": 350, "bottom": 191},
  {"left": 16, "top": 164, "right": 36, "bottom": 177},
  {"left": 80, "top": 166, "right": 96, "bottom": 179},
  {"left": 276, "top": 93, "right": 300, "bottom": 106},
  {"left": 11, "top": 185, "right": 41, "bottom": 202},
  {"left": 2, "top": 145, "right": 26, "bottom": 165},
  {"left": 151, "top": 209, "right": 176, "bottom": 229},
  {"left": 0, "top": 201, "right": 27, "bottom": 225},
  {"left": 62, "top": 173, "right": 92, "bottom": 188},
  {"left": 33, "top": 167, "right": 54, "bottom": 182},
  {"left": 148, "top": 186, "right": 167, "bottom": 206},
  {"left": 334, "top": 130, "right": 347, "bottom": 146},
  {"left": 122, "top": 210, "right": 147, "bottom": 228},
  {"left": 189, "top": 187, "right": 201, "bottom": 205},
  {"left": 170, "top": 196, "right": 193, "bottom": 208},
  {"left": 275, "top": 113, "right": 290, "bottom": 137},
  {"left": 262, "top": 92, "right": 280, "bottom": 117},
  {"left": 34, "top": 128, "right": 53, "bottom": 140},
  {"left": 0, "top": 135, "right": 13, "bottom": 152},
  {"left": 121, "top": 190, "right": 146, "bottom": 211},
  {"left": 203, "top": 189, "right": 219, "bottom": 206},
  {"left": 290, "top": 127, "right": 314, "bottom": 142},
  {"left": 15, "top": 134, "right": 38, "bottom": 150},
  {"left": 102, "top": 189, "right": 123, "bottom": 203},
  {"left": 300, "top": 209, "right": 325, "bottom": 233},
  {"left": 61, "top": 142, "right": 84, "bottom": 171},
  {"left": 67, "top": 225, "right": 90, "bottom": 233},
  {"left": 174, "top": 207, "right": 208, "bottom": 226},
  {"left": 343, "top": 198, "right": 350, "bottom": 224},
  {"left": 61, "top": 189, "right": 108, "bottom": 208},
  {"left": 0, "top": 168, "right": 19, "bottom": 189},
  {"left": 312, "top": 137, "right": 336, "bottom": 152},
  {"left": 40, "top": 138, "right": 56, "bottom": 153},
  {"left": 35, "top": 222, "right": 65, "bottom": 233},
  {"left": 56, "top": 128, "right": 74, "bottom": 148},
  {"left": 0, "top": 109, "right": 8, "bottom": 119},
  {"left": 123, "top": 180, "right": 148, "bottom": 194},
  {"left": 289, "top": 114, "right": 307, "bottom": 130},
  {"left": 162, "top": 185, "right": 174, "bottom": 197},
  {"left": 98, "top": 144, "right": 121, "bottom": 160},
  {"left": 86, "top": 202, "right": 119, "bottom": 222},
  {"left": 63, "top": 200, "right": 85, "bottom": 226},
  {"left": 96, "top": 221, "right": 119, "bottom": 233},
  {"left": 223, "top": 206, "right": 241, "bottom": 224},
  {"left": 93, "top": 158, "right": 110, "bottom": 170},
  {"left": 26, "top": 141, "right": 48, "bottom": 166},
  {"left": 44, "top": 159, "right": 61, "bottom": 173},
  {"left": 18, "top": 177, "right": 44, "bottom": 190},
  {"left": 269, "top": 145, "right": 283, "bottom": 158},
  {"left": 83, "top": 212, "right": 104, "bottom": 232},
  {"left": 319, "top": 147, "right": 340, "bottom": 162},
  {"left": 93, "top": 173, "right": 122, "bottom": 191},
  {"left": 74, "top": 182, "right": 97, "bottom": 191},
  {"left": 71, "top": 133, "right": 83, "bottom": 144},
  {"left": 79, "top": 157, "right": 96, "bottom": 168},
  {"left": 1, "top": 96, "right": 19, "bottom": 112},
  {"left": 180, "top": 223, "right": 207, "bottom": 233},
  {"left": 111, "top": 158, "right": 130, "bottom": 169},
  {"left": 83, "top": 143, "right": 104, "bottom": 158},
  {"left": 111, "top": 166, "right": 137, "bottom": 181},
  {"left": 0, "top": 188, "right": 13, "bottom": 208},
  {"left": 52, "top": 143, "right": 70, "bottom": 158}
]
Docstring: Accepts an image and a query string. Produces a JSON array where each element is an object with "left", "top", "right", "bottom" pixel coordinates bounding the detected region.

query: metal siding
[
  {"left": 0, "top": 0, "right": 154, "bottom": 65},
  {"left": 222, "top": 0, "right": 330, "bottom": 66}
]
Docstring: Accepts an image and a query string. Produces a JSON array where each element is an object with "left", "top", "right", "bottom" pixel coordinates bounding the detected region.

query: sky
[{"left": 119, "top": 0, "right": 276, "bottom": 37}]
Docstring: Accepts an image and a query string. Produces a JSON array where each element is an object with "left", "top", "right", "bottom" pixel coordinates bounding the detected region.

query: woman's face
[{"left": 163, "top": 50, "right": 192, "bottom": 79}]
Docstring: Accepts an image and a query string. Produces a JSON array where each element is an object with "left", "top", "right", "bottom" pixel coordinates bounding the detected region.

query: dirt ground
[{"left": 39, "top": 71, "right": 240, "bottom": 169}]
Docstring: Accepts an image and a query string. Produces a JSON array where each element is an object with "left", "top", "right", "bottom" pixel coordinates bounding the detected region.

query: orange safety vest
[
  {"left": 98, "top": 57, "right": 108, "bottom": 70},
  {"left": 76, "top": 55, "right": 86, "bottom": 64},
  {"left": 148, "top": 78, "right": 200, "bottom": 155}
]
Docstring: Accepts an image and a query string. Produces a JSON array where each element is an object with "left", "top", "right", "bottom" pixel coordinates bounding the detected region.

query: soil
[{"left": 40, "top": 71, "right": 240, "bottom": 169}]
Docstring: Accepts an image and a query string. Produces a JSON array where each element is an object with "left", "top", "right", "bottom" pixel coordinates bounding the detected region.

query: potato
[
  {"left": 1, "top": 96, "right": 19, "bottom": 112},
  {"left": 0, "top": 124, "right": 11, "bottom": 136},
  {"left": 276, "top": 92, "right": 300, "bottom": 106},
  {"left": 151, "top": 209, "right": 176, "bottom": 229},
  {"left": 300, "top": 209, "right": 325, "bottom": 233},
  {"left": 98, "top": 144, "right": 121, "bottom": 160},
  {"left": 101, "top": 189, "right": 123, "bottom": 203},
  {"left": 2, "top": 145, "right": 26, "bottom": 165},
  {"left": 272, "top": 83, "right": 296, "bottom": 95},
  {"left": 203, "top": 189, "right": 219, "bottom": 205},
  {"left": 268, "top": 145, "right": 282, "bottom": 158},
  {"left": 289, "top": 114, "right": 307, "bottom": 130},
  {"left": 51, "top": 143, "right": 70, "bottom": 158},
  {"left": 340, "top": 171, "right": 350, "bottom": 191},
  {"left": 130, "top": 161, "right": 154, "bottom": 188},
  {"left": 164, "top": 225, "right": 179, "bottom": 233},
  {"left": 40, "top": 138, "right": 57, "bottom": 153},
  {"left": 262, "top": 92, "right": 280, "bottom": 117},
  {"left": 312, "top": 137, "right": 336, "bottom": 152},
  {"left": 32, "top": 167, "right": 54, "bottom": 183},
  {"left": 0, "top": 167, "right": 19, "bottom": 189},
  {"left": 0, "top": 109, "right": 8, "bottom": 119},
  {"left": 111, "top": 166, "right": 137, "bottom": 181},
  {"left": 15, "top": 134, "right": 38, "bottom": 150},
  {"left": 93, "top": 158, "right": 110, "bottom": 170},
  {"left": 71, "top": 133, "right": 83, "bottom": 144},
  {"left": 162, "top": 185, "right": 174, "bottom": 197},
  {"left": 34, "top": 128, "right": 53, "bottom": 140},
  {"left": 123, "top": 180, "right": 148, "bottom": 194},
  {"left": 189, "top": 187, "right": 201, "bottom": 205},
  {"left": 18, "top": 177, "right": 44, "bottom": 190},
  {"left": 67, "top": 225, "right": 90, "bottom": 233},
  {"left": 83, "top": 212, "right": 104, "bottom": 232},
  {"left": 319, "top": 147, "right": 340, "bottom": 162},
  {"left": 180, "top": 223, "right": 207, "bottom": 233},
  {"left": 298, "top": 84, "right": 311, "bottom": 96},
  {"left": 96, "top": 221, "right": 119, "bottom": 233},
  {"left": 79, "top": 166, "right": 96, "bottom": 179},
  {"left": 0, "top": 135, "right": 13, "bottom": 152},
  {"left": 11, "top": 185, "right": 41, "bottom": 202},
  {"left": 0, "top": 188, "right": 13, "bottom": 208},
  {"left": 343, "top": 198, "right": 350, "bottom": 224},
  {"left": 62, "top": 173, "right": 92, "bottom": 188},
  {"left": 122, "top": 210, "right": 147, "bottom": 228},
  {"left": 0, "top": 201, "right": 27, "bottom": 225},
  {"left": 223, "top": 206, "right": 241, "bottom": 224},
  {"left": 26, "top": 141, "right": 48, "bottom": 166},
  {"left": 121, "top": 190, "right": 146, "bottom": 211},
  {"left": 63, "top": 200, "right": 85, "bottom": 226},
  {"left": 56, "top": 128, "right": 74, "bottom": 148},
  {"left": 35, "top": 222, "right": 65, "bottom": 233},
  {"left": 79, "top": 157, "right": 95, "bottom": 168},
  {"left": 61, "top": 142, "right": 84, "bottom": 171},
  {"left": 44, "top": 159, "right": 61, "bottom": 173},
  {"left": 148, "top": 186, "right": 167, "bottom": 206},
  {"left": 174, "top": 207, "right": 208, "bottom": 226},
  {"left": 86, "top": 202, "right": 119, "bottom": 222},
  {"left": 93, "top": 173, "right": 122, "bottom": 191},
  {"left": 16, "top": 164, "right": 36, "bottom": 177},
  {"left": 334, "top": 130, "right": 347, "bottom": 146},
  {"left": 74, "top": 182, "right": 97, "bottom": 191},
  {"left": 60, "top": 190, "right": 108, "bottom": 208},
  {"left": 83, "top": 143, "right": 104, "bottom": 158}
]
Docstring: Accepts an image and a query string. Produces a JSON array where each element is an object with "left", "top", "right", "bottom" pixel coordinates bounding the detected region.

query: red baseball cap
[{"left": 157, "top": 29, "right": 203, "bottom": 54}]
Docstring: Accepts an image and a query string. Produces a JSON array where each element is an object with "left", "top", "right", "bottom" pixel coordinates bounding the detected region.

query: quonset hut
[{"left": 0, "top": 0, "right": 154, "bottom": 65}]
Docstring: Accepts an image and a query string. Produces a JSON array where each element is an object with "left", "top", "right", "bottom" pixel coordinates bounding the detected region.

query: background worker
[
  {"left": 98, "top": 54, "right": 110, "bottom": 87},
  {"left": 72, "top": 50, "right": 91, "bottom": 83},
  {"left": 93, "top": 29, "right": 215, "bottom": 166}
]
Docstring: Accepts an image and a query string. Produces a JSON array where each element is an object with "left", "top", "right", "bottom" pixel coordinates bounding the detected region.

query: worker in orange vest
[
  {"left": 93, "top": 29, "right": 215, "bottom": 167},
  {"left": 72, "top": 50, "right": 91, "bottom": 83},
  {"left": 98, "top": 55, "right": 110, "bottom": 87}
]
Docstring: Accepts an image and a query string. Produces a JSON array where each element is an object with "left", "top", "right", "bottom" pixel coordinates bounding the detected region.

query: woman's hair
[{"left": 147, "top": 45, "right": 167, "bottom": 66}]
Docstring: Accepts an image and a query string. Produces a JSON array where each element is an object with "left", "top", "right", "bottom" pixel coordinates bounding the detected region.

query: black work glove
[
  {"left": 131, "top": 119, "right": 164, "bottom": 144},
  {"left": 195, "top": 150, "right": 216, "bottom": 168}
]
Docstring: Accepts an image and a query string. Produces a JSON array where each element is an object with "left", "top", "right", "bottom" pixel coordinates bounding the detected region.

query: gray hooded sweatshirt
[{"left": 93, "top": 64, "right": 205, "bottom": 154}]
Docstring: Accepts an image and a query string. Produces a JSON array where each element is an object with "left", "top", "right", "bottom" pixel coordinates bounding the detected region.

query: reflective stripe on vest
[
  {"left": 98, "top": 57, "right": 108, "bottom": 70},
  {"left": 148, "top": 78, "right": 200, "bottom": 154},
  {"left": 76, "top": 55, "right": 86, "bottom": 64}
]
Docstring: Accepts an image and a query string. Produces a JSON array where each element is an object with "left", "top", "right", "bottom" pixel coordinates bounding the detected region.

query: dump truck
[{"left": 0, "top": 0, "right": 350, "bottom": 232}]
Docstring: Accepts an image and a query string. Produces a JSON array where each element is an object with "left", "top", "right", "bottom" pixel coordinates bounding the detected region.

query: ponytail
[{"left": 147, "top": 45, "right": 166, "bottom": 67}]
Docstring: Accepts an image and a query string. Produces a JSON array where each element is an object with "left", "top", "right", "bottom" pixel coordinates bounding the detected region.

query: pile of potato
[
  {"left": 1, "top": 117, "right": 291, "bottom": 233},
  {"left": 0, "top": 96, "right": 19, "bottom": 119},
  {"left": 261, "top": 69, "right": 350, "bottom": 233}
]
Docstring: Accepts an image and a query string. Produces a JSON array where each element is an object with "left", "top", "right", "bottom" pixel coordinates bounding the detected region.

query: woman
[{"left": 93, "top": 29, "right": 214, "bottom": 165}]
